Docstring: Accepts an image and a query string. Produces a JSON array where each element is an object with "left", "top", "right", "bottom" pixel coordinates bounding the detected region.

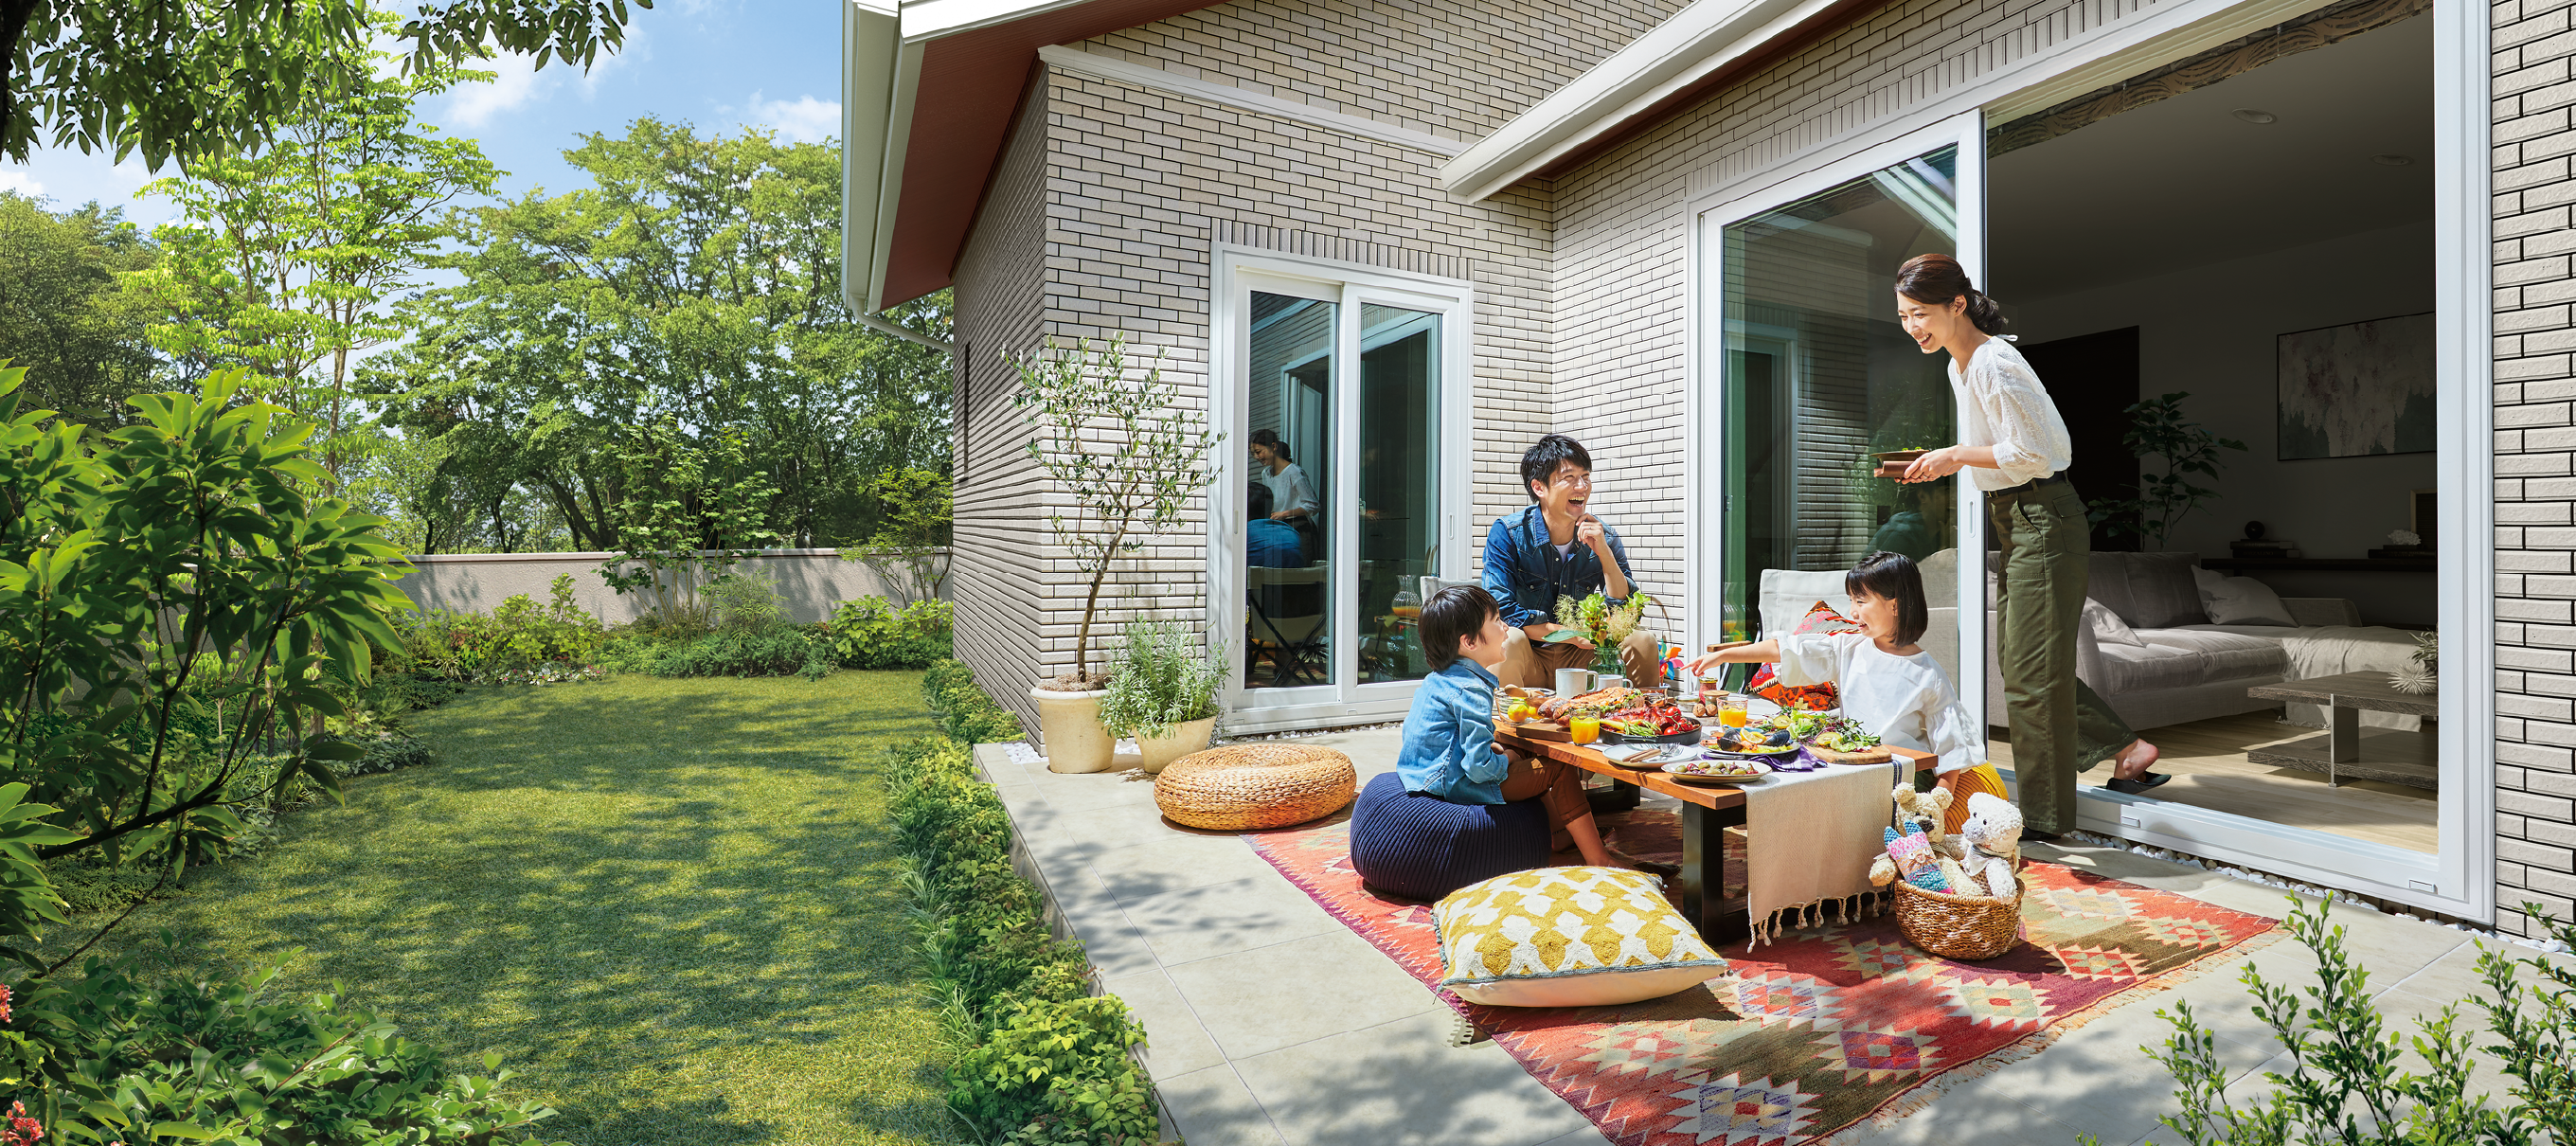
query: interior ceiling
[{"left": 1989, "top": 14, "right": 2432, "bottom": 302}]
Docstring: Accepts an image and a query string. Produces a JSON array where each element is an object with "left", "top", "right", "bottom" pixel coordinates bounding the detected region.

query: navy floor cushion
[{"left": 1347, "top": 771, "right": 1551, "bottom": 902}]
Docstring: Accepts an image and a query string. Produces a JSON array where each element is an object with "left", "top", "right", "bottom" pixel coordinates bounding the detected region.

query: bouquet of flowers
[{"left": 1555, "top": 590, "right": 1652, "bottom": 671}]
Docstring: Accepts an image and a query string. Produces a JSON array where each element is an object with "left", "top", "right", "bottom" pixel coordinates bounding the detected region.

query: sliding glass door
[
  {"left": 1217, "top": 253, "right": 1473, "bottom": 730},
  {"left": 1700, "top": 120, "right": 1985, "bottom": 700}
]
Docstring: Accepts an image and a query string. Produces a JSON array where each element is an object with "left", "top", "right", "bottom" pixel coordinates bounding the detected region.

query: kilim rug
[{"left": 1244, "top": 808, "right": 2281, "bottom": 1144}]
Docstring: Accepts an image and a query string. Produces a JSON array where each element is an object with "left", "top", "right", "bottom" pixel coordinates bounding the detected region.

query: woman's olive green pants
[{"left": 1990, "top": 480, "right": 2136, "bottom": 834}]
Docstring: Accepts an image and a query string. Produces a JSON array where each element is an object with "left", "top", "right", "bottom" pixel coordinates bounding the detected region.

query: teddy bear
[
  {"left": 1870, "top": 784, "right": 1964, "bottom": 887},
  {"left": 1878, "top": 822, "right": 1953, "bottom": 893},
  {"left": 1954, "top": 791, "right": 2024, "bottom": 898}
]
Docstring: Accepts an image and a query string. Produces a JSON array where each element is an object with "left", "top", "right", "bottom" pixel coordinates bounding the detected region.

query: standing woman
[
  {"left": 1892, "top": 254, "right": 2162, "bottom": 841},
  {"left": 1251, "top": 429, "right": 1322, "bottom": 552}
]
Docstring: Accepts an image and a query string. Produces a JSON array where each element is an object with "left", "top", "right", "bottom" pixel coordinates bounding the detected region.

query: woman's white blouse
[
  {"left": 1946, "top": 337, "right": 2073, "bottom": 492},
  {"left": 1263, "top": 463, "right": 1320, "bottom": 516},
  {"left": 1775, "top": 632, "right": 1982, "bottom": 776}
]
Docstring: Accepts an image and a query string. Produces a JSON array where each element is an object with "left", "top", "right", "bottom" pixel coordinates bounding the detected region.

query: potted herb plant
[
  {"left": 1015, "top": 336, "right": 1223, "bottom": 772},
  {"left": 1098, "top": 619, "right": 1228, "bottom": 773}
]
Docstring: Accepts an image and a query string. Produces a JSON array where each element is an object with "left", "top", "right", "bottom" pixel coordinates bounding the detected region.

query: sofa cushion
[
  {"left": 2091, "top": 642, "right": 2208, "bottom": 694},
  {"left": 2096, "top": 552, "right": 2206, "bottom": 628},
  {"left": 2135, "top": 629, "right": 2288, "bottom": 683},
  {"left": 2084, "top": 599, "right": 2146, "bottom": 647}
]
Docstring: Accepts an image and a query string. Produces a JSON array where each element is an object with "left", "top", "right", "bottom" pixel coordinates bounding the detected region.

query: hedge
[{"left": 892, "top": 661, "right": 1159, "bottom": 1145}]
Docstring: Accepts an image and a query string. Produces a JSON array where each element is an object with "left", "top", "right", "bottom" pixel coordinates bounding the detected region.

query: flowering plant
[{"left": 1555, "top": 590, "right": 1651, "bottom": 650}]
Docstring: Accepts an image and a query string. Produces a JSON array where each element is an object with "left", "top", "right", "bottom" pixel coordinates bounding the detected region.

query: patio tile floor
[{"left": 974, "top": 732, "right": 2513, "bottom": 1146}]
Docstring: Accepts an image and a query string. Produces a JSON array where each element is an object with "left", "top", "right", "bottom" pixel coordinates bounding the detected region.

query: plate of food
[
  {"left": 1665, "top": 758, "right": 1772, "bottom": 785},
  {"left": 1597, "top": 694, "right": 1704, "bottom": 743},
  {"left": 1600, "top": 743, "right": 1699, "bottom": 767}
]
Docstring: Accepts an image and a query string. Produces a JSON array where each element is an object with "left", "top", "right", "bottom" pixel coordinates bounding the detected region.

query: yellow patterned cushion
[{"left": 1434, "top": 866, "right": 1730, "bottom": 1008}]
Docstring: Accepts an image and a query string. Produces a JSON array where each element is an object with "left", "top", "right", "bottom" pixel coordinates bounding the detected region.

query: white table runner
[{"left": 1740, "top": 759, "right": 1899, "bottom": 947}]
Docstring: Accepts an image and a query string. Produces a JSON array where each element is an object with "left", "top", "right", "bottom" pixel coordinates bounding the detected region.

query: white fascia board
[
  {"left": 1039, "top": 45, "right": 1466, "bottom": 156},
  {"left": 841, "top": 0, "right": 911, "bottom": 314},
  {"left": 898, "top": 0, "right": 1097, "bottom": 42},
  {"left": 1440, "top": 0, "right": 1841, "bottom": 202}
]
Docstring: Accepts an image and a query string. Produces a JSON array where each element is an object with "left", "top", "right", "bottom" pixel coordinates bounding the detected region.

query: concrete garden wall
[{"left": 391, "top": 549, "right": 946, "bottom": 625}]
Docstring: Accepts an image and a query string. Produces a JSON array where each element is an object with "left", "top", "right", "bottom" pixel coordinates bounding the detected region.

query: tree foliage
[
  {"left": 0, "top": 0, "right": 647, "bottom": 170},
  {"left": 367, "top": 116, "right": 953, "bottom": 554},
  {"left": 0, "top": 193, "right": 159, "bottom": 425},
  {"left": 0, "top": 364, "right": 409, "bottom": 970},
  {"left": 120, "top": 22, "right": 499, "bottom": 488}
]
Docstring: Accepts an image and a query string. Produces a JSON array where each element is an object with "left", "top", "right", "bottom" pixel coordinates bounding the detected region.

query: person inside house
[
  {"left": 1347, "top": 585, "right": 1664, "bottom": 901},
  {"left": 1249, "top": 429, "right": 1320, "bottom": 557},
  {"left": 1481, "top": 434, "right": 1663, "bottom": 690},
  {"left": 1246, "top": 481, "right": 1304, "bottom": 568},
  {"left": 1887, "top": 253, "right": 2162, "bottom": 841}
]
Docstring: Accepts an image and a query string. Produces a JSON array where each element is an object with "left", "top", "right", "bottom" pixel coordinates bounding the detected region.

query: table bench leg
[
  {"left": 1681, "top": 801, "right": 1749, "bottom": 946},
  {"left": 2327, "top": 701, "right": 2360, "bottom": 787}
]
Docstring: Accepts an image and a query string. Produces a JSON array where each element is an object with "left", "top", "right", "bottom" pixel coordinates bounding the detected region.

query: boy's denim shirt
[
  {"left": 1479, "top": 505, "right": 1639, "bottom": 631},
  {"left": 1396, "top": 656, "right": 1510, "bottom": 804}
]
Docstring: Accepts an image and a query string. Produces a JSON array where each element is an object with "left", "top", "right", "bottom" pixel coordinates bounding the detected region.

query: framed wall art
[{"left": 2277, "top": 312, "right": 2437, "bottom": 460}]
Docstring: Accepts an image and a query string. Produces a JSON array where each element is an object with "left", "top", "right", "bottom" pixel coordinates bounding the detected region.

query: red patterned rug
[{"left": 1244, "top": 808, "right": 2281, "bottom": 1144}]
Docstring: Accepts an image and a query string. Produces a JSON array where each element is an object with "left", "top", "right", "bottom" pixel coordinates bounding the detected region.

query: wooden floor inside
[{"left": 1987, "top": 710, "right": 2441, "bottom": 854}]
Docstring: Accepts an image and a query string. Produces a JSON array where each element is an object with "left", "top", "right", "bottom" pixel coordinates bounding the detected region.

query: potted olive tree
[
  {"left": 1099, "top": 619, "right": 1227, "bottom": 773},
  {"left": 1014, "top": 336, "right": 1222, "bottom": 772}
]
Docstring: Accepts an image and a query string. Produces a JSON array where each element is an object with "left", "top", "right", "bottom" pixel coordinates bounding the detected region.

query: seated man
[
  {"left": 1481, "top": 434, "right": 1663, "bottom": 690},
  {"left": 1247, "top": 481, "right": 1304, "bottom": 567}
]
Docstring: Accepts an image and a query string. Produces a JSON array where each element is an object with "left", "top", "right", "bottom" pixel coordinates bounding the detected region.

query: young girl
[{"left": 1686, "top": 551, "right": 1982, "bottom": 779}]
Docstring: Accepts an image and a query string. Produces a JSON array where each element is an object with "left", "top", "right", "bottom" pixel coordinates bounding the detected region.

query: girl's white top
[
  {"left": 1946, "top": 336, "right": 2073, "bottom": 492},
  {"left": 1775, "top": 631, "right": 1981, "bottom": 776},
  {"left": 1262, "top": 463, "right": 1321, "bottom": 517}
]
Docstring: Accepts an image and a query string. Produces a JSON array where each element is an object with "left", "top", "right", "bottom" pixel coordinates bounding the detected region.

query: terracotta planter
[
  {"left": 1029, "top": 685, "right": 1116, "bottom": 773},
  {"left": 1134, "top": 715, "right": 1218, "bottom": 774}
]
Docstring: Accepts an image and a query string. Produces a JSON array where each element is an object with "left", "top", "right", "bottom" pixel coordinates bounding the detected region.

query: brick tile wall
[{"left": 2492, "top": 0, "right": 2576, "bottom": 936}]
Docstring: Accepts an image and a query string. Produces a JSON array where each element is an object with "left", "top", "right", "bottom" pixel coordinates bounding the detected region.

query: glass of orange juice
[
  {"left": 1568, "top": 714, "right": 1601, "bottom": 744},
  {"left": 1719, "top": 693, "right": 1749, "bottom": 729}
]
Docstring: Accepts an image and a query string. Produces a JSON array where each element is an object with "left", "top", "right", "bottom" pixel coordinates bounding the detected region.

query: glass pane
[
  {"left": 1719, "top": 146, "right": 1961, "bottom": 684},
  {"left": 1358, "top": 304, "right": 1440, "bottom": 684},
  {"left": 1244, "top": 291, "right": 1335, "bottom": 691}
]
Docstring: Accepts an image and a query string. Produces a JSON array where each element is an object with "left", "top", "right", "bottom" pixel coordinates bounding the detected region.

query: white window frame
[
  {"left": 1681, "top": 0, "right": 2493, "bottom": 922},
  {"left": 1687, "top": 108, "right": 1993, "bottom": 732},
  {"left": 1209, "top": 244, "right": 1476, "bottom": 734}
]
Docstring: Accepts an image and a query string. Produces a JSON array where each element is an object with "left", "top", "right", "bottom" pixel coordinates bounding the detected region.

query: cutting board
[{"left": 1807, "top": 744, "right": 1895, "bottom": 765}]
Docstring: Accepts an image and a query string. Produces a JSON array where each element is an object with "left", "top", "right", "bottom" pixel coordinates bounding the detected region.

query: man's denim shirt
[
  {"left": 1478, "top": 505, "right": 1639, "bottom": 631},
  {"left": 1395, "top": 656, "right": 1509, "bottom": 805}
]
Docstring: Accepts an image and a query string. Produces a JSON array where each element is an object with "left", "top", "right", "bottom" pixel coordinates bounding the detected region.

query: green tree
[
  {"left": 0, "top": 0, "right": 646, "bottom": 170},
  {"left": 120, "top": 22, "right": 500, "bottom": 488},
  {"left": 369, "top": 116, "right": 954, "bottom": 551},
  {"left": 0, "top": 193, "right": 160, "bottom": 423}
]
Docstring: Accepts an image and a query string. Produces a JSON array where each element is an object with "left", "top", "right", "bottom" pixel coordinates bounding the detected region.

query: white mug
[{"left": 1554, "top": 667, "right": 1599, "bottom": 695}]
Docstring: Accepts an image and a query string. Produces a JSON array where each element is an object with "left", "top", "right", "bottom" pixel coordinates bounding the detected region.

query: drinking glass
[{"left": 1719, "top": 693, "right": 1749, "bottom": 729}]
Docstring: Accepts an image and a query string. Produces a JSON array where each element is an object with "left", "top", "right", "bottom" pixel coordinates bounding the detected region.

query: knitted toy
[
  {"left": 1955, "top": 791, "right": 2023, "bottom": 898},
  {"left": 1870, "top": 784, "right": 1962, "bottom": 887},
  {"left": 1880, "top": 822, "right": 1952, "bottom": 893}
]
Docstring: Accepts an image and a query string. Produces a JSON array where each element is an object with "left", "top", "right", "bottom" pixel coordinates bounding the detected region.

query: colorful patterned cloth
[{"left": 1243, "top": 810, "right": 2279, "bottom": 1144}]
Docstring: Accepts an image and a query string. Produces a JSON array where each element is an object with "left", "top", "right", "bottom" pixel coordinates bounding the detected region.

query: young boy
[{"left": 1399, "top": 585, "right": 1635, "bottom": 869}]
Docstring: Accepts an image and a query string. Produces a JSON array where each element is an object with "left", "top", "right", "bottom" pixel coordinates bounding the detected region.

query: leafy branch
[{"left": 2087, "top": 390, "right": 2246, "bottom": 547}]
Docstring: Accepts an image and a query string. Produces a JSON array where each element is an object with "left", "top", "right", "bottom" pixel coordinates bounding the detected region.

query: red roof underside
[{"left": 883, "top": 0, "right": 1228, "bottom": 307}]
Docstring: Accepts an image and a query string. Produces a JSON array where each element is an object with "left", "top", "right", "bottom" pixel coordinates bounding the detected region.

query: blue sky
[{"left": 0, "top": 0, "right": 844, "bottom": 228}]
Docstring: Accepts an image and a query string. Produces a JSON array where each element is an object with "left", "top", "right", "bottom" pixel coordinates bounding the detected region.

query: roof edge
[
  {"left": 1438, "top": 0, "right": 1844, "bottom": 201},
  {"left": 841, "top": 0, "right": 905, "bottom": 313}
]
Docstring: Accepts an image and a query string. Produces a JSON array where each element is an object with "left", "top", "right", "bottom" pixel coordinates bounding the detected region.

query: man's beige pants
[{"left": 1500, "top": 629, "right": 1664, "bottom": 692}]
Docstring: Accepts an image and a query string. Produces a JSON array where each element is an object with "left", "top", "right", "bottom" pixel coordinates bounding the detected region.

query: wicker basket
[
  {"left": 1891, "top": 868, "right": 2025, "bottom": 960},
  {"left": 1154, "top": 743, "right": 1358, "bottom": 831}
]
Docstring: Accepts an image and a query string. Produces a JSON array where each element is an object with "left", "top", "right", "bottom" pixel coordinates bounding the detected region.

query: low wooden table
[
  {"left": 1493, "top": 725, "right": 1934, "bottom": 943},
  {"left": 2245, "top": 671, "right": 2439, "bottom": 789}
]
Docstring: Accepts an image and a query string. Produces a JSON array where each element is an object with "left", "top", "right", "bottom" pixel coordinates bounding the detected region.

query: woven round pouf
[{"left": 1154, "top": 743, "right": 1357, "bottom": 831}]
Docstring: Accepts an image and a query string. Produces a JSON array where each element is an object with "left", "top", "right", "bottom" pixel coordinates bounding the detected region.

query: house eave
[{"left": 1439, "top": 0, "right": 1852, "bottom": 201}]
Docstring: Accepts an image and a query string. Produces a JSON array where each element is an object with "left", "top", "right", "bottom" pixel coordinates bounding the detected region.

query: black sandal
[{"left": 2104, "top": 771, "right": 2171, "bottom": 796}]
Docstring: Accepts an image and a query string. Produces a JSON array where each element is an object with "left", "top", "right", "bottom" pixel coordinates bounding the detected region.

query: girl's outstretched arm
[{"left": 1685, "top": 639, "right": 1780, "bottom": 675}]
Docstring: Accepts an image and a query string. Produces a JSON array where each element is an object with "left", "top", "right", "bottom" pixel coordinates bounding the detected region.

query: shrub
[
  {"left": 1096, "top": 619, "right": 1224, "bottom": 741},
  {"left": 893, "top": 676, "right": 1154, "bottom": 1146},
  {"left": 2094, "top": 897, "right": 2576, "bottom": 1146},
  {"left": 399, "top": 574, "right": 605, "bottom": 685},
  {"left": 920, "top": 660, "right": 1023, "bottom": 744},
  {"left": 649, "top": 626, "right": 836, "bottom": 681},
  {"left": 9, "top": 938, "right": 565, "bottom": 1144},
  {"left": 829, "top": 596, "right": 954, "bottom": 670}
]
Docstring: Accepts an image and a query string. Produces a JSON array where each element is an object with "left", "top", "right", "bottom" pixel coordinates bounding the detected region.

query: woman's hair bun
[{"left": 1895, "top": 253, "right": 2010, "bottom": 335}]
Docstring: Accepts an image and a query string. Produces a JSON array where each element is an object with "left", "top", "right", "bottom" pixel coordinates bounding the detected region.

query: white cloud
[
  {"left": 744, "top": 91, "right": 840, "bottom": 144},
  {"left": 445, "top": 49, "right": 550, "bottom": 128},
  {"left": 0, "top": 171, "right": 42, "bottom": 196}
]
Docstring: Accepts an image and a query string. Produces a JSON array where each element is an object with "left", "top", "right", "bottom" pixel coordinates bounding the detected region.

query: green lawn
[{"left": 40, "top": 672, "right": 970, "bottom": 1146}]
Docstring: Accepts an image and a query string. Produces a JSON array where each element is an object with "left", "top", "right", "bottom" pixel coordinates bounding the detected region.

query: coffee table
[
  {"left": 2244, "top": 671, "right": 2439, "bottom": 789},
  {"left": 1492, "top": 725, "right": 1934, "bottom": 943}
]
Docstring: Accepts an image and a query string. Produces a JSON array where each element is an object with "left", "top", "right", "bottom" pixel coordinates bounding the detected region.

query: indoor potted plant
[
  {"left": 1014, "top": 335, "right": 1223, "bottom": 772},
  {"left": 1098, "top": 619, "right": 1228, "bottom": 773}
]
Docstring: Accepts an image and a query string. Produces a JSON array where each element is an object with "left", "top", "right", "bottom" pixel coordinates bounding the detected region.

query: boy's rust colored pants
[{"left": 1500, "top": 749, "right": 1592, "bottom": 851}]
